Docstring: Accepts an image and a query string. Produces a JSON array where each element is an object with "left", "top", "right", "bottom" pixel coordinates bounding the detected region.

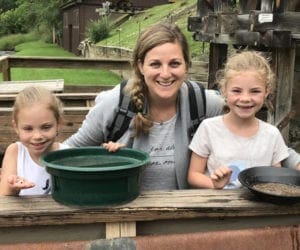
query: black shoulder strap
[
  {"left": 107, "top": 80, "right": 206, "bottom": 142},
  {"left": 186, "top": 80, "right": 206, "bottom": 138},
  {"left": 106, "top": 80, "right": 137, "bottom": 142}
]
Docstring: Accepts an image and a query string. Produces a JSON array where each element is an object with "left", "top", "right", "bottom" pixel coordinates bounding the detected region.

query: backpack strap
[
  {"left": 186, "top": 80, "right": 206, "bottom": 138},
  {"left": 107, "top": 80, "right": 206, "bottom": 142},
  {"left": 106, "top": 80, "right": 137, "bottom": 142}
]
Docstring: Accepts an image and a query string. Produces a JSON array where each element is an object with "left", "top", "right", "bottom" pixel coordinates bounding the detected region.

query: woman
[{"left": 64, "top": 23, "right": 299, "bottom": 190}]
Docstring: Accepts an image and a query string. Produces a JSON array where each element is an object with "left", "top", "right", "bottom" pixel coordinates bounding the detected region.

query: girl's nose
[
  {"left": 32, "top": 130, "right": 43, "bottom": 139},
  {"left": 240, "top": 92, "right": 251, "bottom": 101}
]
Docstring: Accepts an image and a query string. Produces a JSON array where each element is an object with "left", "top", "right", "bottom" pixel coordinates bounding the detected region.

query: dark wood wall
[
  {"left": 62, "top": 0, "right": 102, "bottom": 55},
  {"left": 61, "top": 0, "right": 173, "bottom": 54}
]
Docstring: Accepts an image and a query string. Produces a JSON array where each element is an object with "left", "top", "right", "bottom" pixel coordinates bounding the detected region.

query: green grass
[
  {"left": 15, "top": 41, "right": 76, "bottom": 57},
  {"left": 1, "top": 41, "right": 122, "bottom": 85},
  {"left": 10, "top": 68, "right": 121, "bottom": 85},
  {"left": 99, "top": 0, "right": 209, "bottom": 60},
  {"left": 0, "top": 0, "right": 206, "bottom": 85},
  {"left": 0, "top": 33, "right": 37, "bottom": 51}
]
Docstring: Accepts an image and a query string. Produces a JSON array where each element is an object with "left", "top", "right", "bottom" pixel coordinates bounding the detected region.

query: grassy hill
[
  {"left": 98, "top": 0, "right": 209, "bottom": 60},
  {"left": 0, "top": 0, "right": 207, "bottom": 85}
]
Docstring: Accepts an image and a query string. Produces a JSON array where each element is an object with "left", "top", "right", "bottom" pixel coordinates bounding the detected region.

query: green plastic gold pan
[{"left": 40, "top": 147, "right": 150, "bottom": 206}]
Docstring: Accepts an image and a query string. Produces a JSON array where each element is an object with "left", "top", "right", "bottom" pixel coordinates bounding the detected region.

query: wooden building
[
  {"left": 188, "top": 0, "right": 300, "bottom": 143},
  {"left": 61, "top": 0, "right": 173, "bottom": 55}
]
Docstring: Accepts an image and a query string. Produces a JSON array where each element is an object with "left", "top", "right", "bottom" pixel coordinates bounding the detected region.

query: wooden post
[
  {"left": 270, "top": 47, "right": 296, "bottom": 142},
  {"left": 208, "top": 43, "right": 228, "bottom": 89},
  {"left": 207, "top": 0, "right": 233, "bottom": 89},
  {"left": 106, "top": 222, "right": 136, "bottom": 239},
  {"left": 0, "top": 56, "right": 11, "bottom": 81}
]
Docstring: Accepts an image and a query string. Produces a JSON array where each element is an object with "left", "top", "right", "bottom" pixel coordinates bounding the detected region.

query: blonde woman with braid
[{"left": 64, "top": 24, "right": 300, "bottom": 191}]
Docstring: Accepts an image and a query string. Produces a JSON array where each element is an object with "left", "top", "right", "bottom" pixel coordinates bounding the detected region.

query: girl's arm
[
  {"left": 0, "top": 143, "right": 19, "bottom": 195},
  {"left": 188, "top": 152, "right": 232, "bottom": 189},
  {"left": 188, "top": 152, "right": 214, "bottom": 188},
  {"left": 0, "top": 143, "right": 34, "bottom": 196}
]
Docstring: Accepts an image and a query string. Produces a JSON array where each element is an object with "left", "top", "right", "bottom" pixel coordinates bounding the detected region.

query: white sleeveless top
[{"left": 17, "top": 142, "right": 69, "bottom": 196}]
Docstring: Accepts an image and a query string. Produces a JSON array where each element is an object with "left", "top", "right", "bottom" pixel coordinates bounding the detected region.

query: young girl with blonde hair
[
  {"left": 0, "top": 86, "right": 68, "bottom": 195},
  {"left": 188, "top": 51, "right": 290, "bottom": 189}
]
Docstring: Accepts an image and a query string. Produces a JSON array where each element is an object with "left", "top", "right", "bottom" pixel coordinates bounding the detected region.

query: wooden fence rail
[
  {"left": 0, "top": 56, "right": 133, "bottom": 81},
  {"left": 0, "top": 56, "right": 209, "bottom": 82},
  {"left": 0, "top": 189, "right": 299, "bottom": 243}
]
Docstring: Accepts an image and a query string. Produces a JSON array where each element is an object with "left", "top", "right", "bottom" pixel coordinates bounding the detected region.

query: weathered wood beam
[
  {"left": 7, "top": 56, "right": 132, "bottom": 71},
  {"left": 0, "top": 56, "right": 10, "bottom": 81},
  {"left": 188, "top": 11, "right": 300, "bottom": 46},
  {"left": 250, "top": 11, "right": 300, "bottom": 34},
  {"left": 0, "top": 189, "right": 299, "bottom": 228}
]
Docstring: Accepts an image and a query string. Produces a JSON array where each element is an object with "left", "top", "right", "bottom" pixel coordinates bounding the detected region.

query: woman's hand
[
  {"left": 210, "top": 165, "right": 232, "bottom": 189},
  {"left": 102, "top": 141, "right": 125, "bottom": 152},
  {"left": 7, "top": 175, "right": 35, "bottom": 190}
]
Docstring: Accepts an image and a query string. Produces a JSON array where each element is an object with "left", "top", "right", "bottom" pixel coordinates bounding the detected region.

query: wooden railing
[
  {"left": 0, "top": 189, "right": 299, "bottom": 244},
  {"left": 0, "top": 56, "right": 133, "bottom": 81},
  {"left": 0, "top": 55, "right": 209, "bottom": 82}
]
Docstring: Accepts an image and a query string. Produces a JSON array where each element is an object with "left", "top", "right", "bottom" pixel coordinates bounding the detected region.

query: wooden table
[{"left": 0, "top": 189, "right": 299, "bottom": 244}]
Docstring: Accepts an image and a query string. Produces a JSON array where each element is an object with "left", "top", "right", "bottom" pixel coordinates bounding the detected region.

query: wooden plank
[
  {"left": 0, "top": 93, "right": 98, "bottom": 107},
  {"left": 106, "top": 222, "right": 136, "bottom": 239},
  {"left": 0, "top": 106, "right": 91, "bottom": 113},
  {"left": 7, "top": 56, "right": 132, "bottom": 71},
  {"left": 0, "top": 92, "right": 98, "bottom": 100},
  {"left": 0, "top": 189, "right": 299, "bottom": 228},
  {"left": 270, "top": 48, "right": 295, "bottom": 141},
  {"left": 250, "top": 11, "right": 300, "bottom": 34},
  {"left": 0, "top": 92, "right": 97, "bottom": 108},
  {"left": 208, "top": 43, "right": 228, "bottom": 89},
  {"left": 0, "top": 56, "right": 10, "bottom": 81},
  {"left": 0, "top": 79, "right": 64, "bottom": 94}
]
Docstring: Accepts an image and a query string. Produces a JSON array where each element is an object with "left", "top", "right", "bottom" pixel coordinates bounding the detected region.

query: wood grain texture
[{"left": 0, "top": 189, "right": 299, "bottom": 228}]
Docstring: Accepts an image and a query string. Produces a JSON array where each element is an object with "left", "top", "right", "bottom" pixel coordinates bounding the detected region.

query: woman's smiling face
[{"left": 138, "top": 42, "right": 187, "bottom": 103}]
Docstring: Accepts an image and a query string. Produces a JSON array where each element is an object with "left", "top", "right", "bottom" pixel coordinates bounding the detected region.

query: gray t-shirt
[{"left": 138, "top": 115, "right": 177, "bottom": 191}]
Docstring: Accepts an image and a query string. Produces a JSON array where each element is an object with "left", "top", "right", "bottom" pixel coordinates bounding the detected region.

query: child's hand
[
  {"left": 102, "top": 141, "right": 125, "bottom": 152},
  {"left": 7, "top": 175, "right": 35, "bottom": 190},
  {"left": 210, "top": 166, "right": 232, "bottom": 189}
]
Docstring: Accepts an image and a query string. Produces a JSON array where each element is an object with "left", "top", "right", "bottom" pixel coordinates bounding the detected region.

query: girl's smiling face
[
  {"left": 223, "top": 70, "right": 269, "bottom": 120},
  {"left": 138, "top": 42, "right": 187, "bottom": 104},
  {"left": 13, "top": 103, "right": 61, "bottom": 160}
]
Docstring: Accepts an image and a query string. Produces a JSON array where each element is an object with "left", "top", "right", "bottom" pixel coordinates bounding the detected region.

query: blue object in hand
[{"left": 226, "top": 160, "right": 246, "bottom": 189}]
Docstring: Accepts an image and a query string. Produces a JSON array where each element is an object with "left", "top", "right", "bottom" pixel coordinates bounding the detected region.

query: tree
[
  {"left": 0, "top": 0, "right": 69, "bottom": 41},
  {"left": 0, "top": 0, "right": 17, "bottom": 13}
]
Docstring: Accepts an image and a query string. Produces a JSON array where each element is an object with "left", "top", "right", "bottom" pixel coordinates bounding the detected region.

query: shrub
[
  {"left": 0, "top": 33, "right": 37, "bottom": 51},
  {"left": 86, "top": 16, "right": 110, "bottom": 43}
]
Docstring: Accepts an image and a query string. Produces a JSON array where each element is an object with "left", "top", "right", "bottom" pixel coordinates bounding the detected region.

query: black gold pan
[{"left": 238, "top": 166, "right": 300, "bottom": 204}]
